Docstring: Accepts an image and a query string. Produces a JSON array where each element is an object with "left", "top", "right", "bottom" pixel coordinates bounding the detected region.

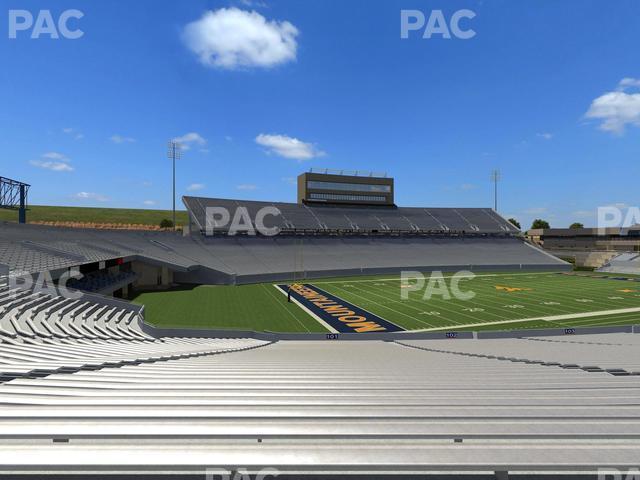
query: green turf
[
  {"left": 132, "top": 284, "right": 327, "bottom": 332},
  {"left": 0, "top": 205, "right": 189, "bottom": 227},
  {"left": 316, "top": 272, "right": 640, "bottom": 331},
  {"left": 133, "top": 271, "right": 640, "bottom": 333}
]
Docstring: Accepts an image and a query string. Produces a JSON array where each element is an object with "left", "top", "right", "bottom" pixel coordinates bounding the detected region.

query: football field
[
  {"left": 312, "top": 271, "right": 640, "bottom": 332},
  {"left": 134, "top": 271, "right": 640, "bottom": 333}
]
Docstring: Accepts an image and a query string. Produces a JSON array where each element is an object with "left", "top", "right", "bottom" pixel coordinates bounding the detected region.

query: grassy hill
[{"left": 0, "top": 205, "right": 189, "bottom": 227}]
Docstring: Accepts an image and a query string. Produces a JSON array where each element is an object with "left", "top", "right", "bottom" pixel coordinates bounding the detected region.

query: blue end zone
[{"left": 277, "top": 283, "right": 405, "bottom": 333}]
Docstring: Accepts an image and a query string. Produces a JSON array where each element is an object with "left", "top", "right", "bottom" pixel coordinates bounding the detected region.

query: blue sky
[{"left": 1, "top": 0, "right": 639, "bottom": 229}]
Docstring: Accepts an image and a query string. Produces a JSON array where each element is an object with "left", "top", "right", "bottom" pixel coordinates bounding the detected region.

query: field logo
[
  {"left": 401, "top": 9, "right": 476, "bottom": 39},
  {"left": 205, "top": 206, "right": 281, "bottom": 236},
  {"left": 495, "top": 285, "right": 532, "bottom": 293},
  {"left": 8, "top": 9, "right": 84, "bottom": 39},
  {"left": 598, "top": 469, "right": 640, "bottom": 480},
  {"left": 597, "top": 206, "right": 640, "bottom": 235},
  {"left": 401, "top": 271, "right": 476, "bottom": 301},
  {"left": 279, "top": 283, "right": 405, "bottom": 333},
  {"left": 206, "top": 468, "right": 280, "bottom": 480}
]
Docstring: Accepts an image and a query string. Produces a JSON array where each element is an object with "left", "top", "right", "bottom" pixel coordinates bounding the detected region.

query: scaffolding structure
[{"left": 0, "top": 176, "right": 30, "bottom": 223}]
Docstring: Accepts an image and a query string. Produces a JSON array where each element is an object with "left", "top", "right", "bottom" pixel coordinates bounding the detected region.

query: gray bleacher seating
[
  {"left": 184, "top": 196, "right": 521, "bottom": 234},
  {"left": 66, "top": 269, "right": 137, "bottom": 294},
  {"left": 0, "top": 337, "right": 638, "bottom": 476},
  {"left": 0, "top": 220, "right": 568, "bottom": 285},
  {"left": 0, "top": 285, "right": 270, "bottom": 378},
  {"left": 598, "top": 251, "right": 640, "bottom": 274}
]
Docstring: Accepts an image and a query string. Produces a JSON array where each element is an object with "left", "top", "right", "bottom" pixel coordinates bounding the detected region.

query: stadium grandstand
[
  {"left": 0, "top": 175, "right": 567, "bottom": 289},
  {"left": 599, "top": 252, "right": 640, "bottom": 275},
  {"left": 2, "top": 170, "right": 640, "bottom": 478},
  {"left": 0, "top": 218, "right": 566, "bottom": 288}
]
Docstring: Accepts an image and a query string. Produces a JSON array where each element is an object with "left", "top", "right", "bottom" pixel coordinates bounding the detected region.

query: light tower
[
  {"left": 490, "top": 169, "right": 501, "bottom": 212},
  {"left": 167, "top": 140, "right": 182, "bottom": 230}
]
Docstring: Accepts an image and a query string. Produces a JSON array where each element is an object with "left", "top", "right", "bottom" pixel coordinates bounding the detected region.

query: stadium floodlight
[
  {"left": 167, "top": 141, "right": 183, "bottom": 230},
  {"left": 490, "top": 169, "right": 501, "bottom": 212}
]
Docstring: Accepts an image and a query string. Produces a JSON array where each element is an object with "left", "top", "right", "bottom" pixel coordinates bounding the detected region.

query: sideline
[{"left": 412, "top": 306, "right": 640, "bottom": 332}]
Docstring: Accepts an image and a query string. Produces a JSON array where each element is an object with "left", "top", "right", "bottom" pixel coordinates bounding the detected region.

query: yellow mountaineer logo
[{"left": 495, "top": 285, "right": 532, "bottom": 293}]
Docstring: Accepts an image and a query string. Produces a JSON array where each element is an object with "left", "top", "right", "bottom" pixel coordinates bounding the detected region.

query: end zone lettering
[{"left": 279, "top": 283, "right": 405, "bottom": 334}]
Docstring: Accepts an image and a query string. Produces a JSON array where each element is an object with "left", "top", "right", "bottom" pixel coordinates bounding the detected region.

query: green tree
[
  {"left": 531, "top": 219, "right": 550, "bottom": 229},
  {"left": 159, "top": 219, "right": 174, "bottom": 229},
  {"left": 569, "top": 222, "right": 584, "bottom": 229},
  {"left": 507, "top": 218, "right": 521, "bottom": 229}
]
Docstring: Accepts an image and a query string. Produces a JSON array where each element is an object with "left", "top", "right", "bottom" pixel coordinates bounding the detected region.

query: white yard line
[
  {"left": 262, "top": 284, "right": 312, "bottom": 333},
  {"left": 409, "top": 306, "right": 640, "bottom": 332}
]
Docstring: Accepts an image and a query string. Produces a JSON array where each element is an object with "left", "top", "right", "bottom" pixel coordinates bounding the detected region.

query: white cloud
[
  {"left": 585, "top": 80, "right": 640, "bottom": 134},
  {"left": 524, "top": 207, "right": 547, "bottom": 215},
  {"left": 237, "top": 183, "right": 257, "bottom": 190},
  {"left": 536, "top": 132, "right": 553, "bottom": 140},
  {"left": 225, "top": 135, "right": 233, "bottom": 142},
  {"left": 182, "top": 8, "right": 298, "bottom": 69},
  {"left": 239, "top": 0, "right": 268, "bottom": 8},
  {"left": 173, "top": 132, "right": 207, "bottom": 151},
  {"left": 42, "top": 152, "right": 68, "bottom": 160},
  {"left": 30, "top": 152, "right": 73, "bottom": 172},
  {"left": 74, "top": 192, "right": 109, "bottom": 202},
  {"left": 110, "top": 134, "right": 136, "bottom": 144},
  {"left": 460, "top": 183, "right": 476, "bottom": 191},
  {"left": 143, "top": 200, "right": 156, "bottom": 206},
  {"left": 142, "top": 181, "right": 152, "bottom": 187},
  {"left": 617, "top": 77, "right": 640, "bottom": 90},
  {"left": 63, "top": 128, "right": 83, "bottom": 140},
  {"left": 255, "top": 133, "right": 325, "bottom": 161},
  {"left": 572, "top": 210, "right": 594, "bottom": 218},
  {"left": 30, "top": 160, "right": 74, "bottom": 172},
  {"left": 186, "top": 183, "right": 205, "bottom": 192}
]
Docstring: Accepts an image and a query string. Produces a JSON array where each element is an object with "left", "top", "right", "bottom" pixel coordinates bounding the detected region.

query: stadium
[
  {"left": 3, "top": 1, "right": 640, "bottom": 477},
  {"left": 1, "top": 169, "right": 640, "bottom": 479}
]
